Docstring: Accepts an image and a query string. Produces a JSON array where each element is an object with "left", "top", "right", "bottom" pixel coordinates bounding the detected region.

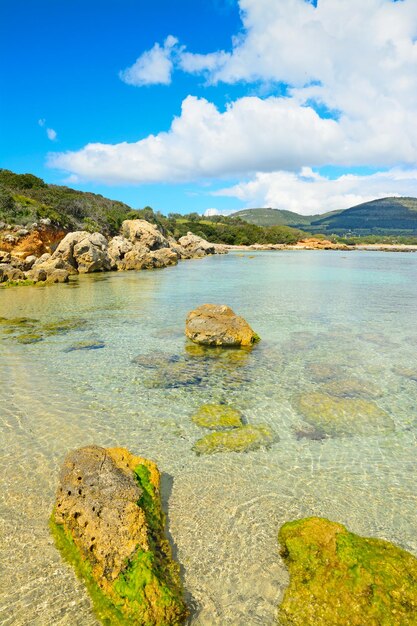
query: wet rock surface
[
  {"left": 51, "top": 445, "right": 188, "bottom": 626},
  {"left": 193, "top": 425, "right": 275, "bottom": 454},
  {"left": 185, "top": 304, "right": 259, "bottom": 347},
  {"left": 191, "top": 404, "right": 243, "bottom": 430},
  {"left": 278, "top": 517, "right": 417, "bottom": 626}
]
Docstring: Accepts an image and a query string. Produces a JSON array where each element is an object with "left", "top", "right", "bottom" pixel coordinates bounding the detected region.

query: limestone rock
[
  {"left": 185, "top": 304, "right": 260, "bottom": 347},
  {"left": 107, "top": 235, "right": 133, "bottom": 269},
  {"left": 278, "top": 517, "right": 417, "bottom": 626},
  {"left": 52, "top": 231, "right": 111, "bottom": 273},
  {"left": 121, "top": 219, "right": 170, "bottom": 250},
  {"left": 178, "top": 231, "right": 216, "bottom": 257},
  {"left": 51, "top": 445, "right": 187, "bottom": 626},
  {"left": 26, "top": 257, "right": 74, "bottom": 283},
  {"left": 295, "top": 392, "right": 394, "bottom": 436},
  {"left": 0, "top": 263, "right": 26, "bottom": 283}
]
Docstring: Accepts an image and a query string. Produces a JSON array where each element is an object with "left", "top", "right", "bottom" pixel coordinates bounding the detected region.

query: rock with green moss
[
  {"left": 191, "top": 404, "right": 243, "bottom": 430},
  {"left": 64, "top": 339, "right": 105, "bottom": 352},
  {"left": 193, "top": 424, "right": 274, "bottom": 454},
  {"left": 51, "top": 445, "right": 187, "bottom": 626},
  {"left": 295, "top": 392, "right": 394, "bottom": 437},
  {"left": 278, "top": 516, "right": 417, "bottom": 626}
]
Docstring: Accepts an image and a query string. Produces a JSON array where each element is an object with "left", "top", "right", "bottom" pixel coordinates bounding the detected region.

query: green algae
[
  {"left": 50, "top": 516, "right": 130, "bottom": 626},
  {"left": 191, "top": 404, "right": 243, "bottom": 430},
  {"left": 295, "top": 392, "right": 394, "bottom": 437},
  {"left": 278, "top": 517, "right": 417, "bottom": 626},
  {"left": 0, "top": 279, "right": 37, "bottom": 288},
  {"left": 64, "top": 339, "right": 105, "bottom": 352},
  {"left": 51, "top": 461, "right": 187, "bottom": 626},
  {"left": 193, "top": 424, "right": 274, "bottom": 455},
  {"left": 16, "top": 332, "right": 44, "bottom": 344}
]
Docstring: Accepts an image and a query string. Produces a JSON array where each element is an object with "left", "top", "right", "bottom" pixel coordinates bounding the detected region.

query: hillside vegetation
[
  {"left": 0, "top": 169, "right": 135, "bottom": 235},
  {"left": 0, "top": 170, "right": 304, "bottom": 245}
]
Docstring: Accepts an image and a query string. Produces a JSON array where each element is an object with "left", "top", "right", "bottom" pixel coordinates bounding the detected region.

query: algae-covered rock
[
  {"left": 278, "top": 516, "right": 417, "bottom": 626},
  {"left": 321, "top": 377, "right": 382, "bottom": 399},
  {"left": 185, "top": 304, "right": 259, "bottom": 347},
  {"left": 191, "top": 404, "right": 243, "bottom": 430},
  {"left": 51, "top": 446, "right": 187, "bottom": 626},
  {"left": 193, "top": 424, "right": 274, "bottom": 454},
  {"left": 295, "top": 392, "right": 394, "bottom": 437}
]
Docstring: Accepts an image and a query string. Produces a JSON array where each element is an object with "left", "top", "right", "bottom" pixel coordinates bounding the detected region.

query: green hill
[
  {"left": 0, "top": 169, "right": 136, "bottom": 235},
  {"left": 231, "top": 207, "right": 341, "bottom": 227},
  {"left": 231, "top": 198, "right": 417, "bottom": 236},
  {"left": 309, "top": 197, "right": 417, "bottom": 235}
]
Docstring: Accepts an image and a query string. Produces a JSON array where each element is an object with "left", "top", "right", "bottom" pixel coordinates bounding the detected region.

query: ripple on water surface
[{"left": 0, "top": 251, "right": 416, "bottom": 625}]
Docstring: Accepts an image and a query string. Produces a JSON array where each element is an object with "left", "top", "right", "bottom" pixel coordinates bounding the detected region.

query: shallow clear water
[{"left": 1, "top": 250, "right": 416, "bottom": 626}]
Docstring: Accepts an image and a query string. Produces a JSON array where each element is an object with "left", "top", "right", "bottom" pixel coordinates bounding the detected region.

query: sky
[{"left": 1, "top": 0, "right": 417, "bottom": 215}]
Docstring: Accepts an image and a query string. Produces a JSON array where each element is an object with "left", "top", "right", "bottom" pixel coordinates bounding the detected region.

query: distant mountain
[
  {"left": 231, "top": 198, "right": 417, "bottom": 235},
  {"left": 308, "top": 197, "right": 417, "bottom": 235},
  {"left": 230, "top": 207, "right": 341, "bottom": 227}
]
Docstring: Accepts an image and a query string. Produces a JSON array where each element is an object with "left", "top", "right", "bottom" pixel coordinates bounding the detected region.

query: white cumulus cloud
[
  {"left": 214, "top": 168, "right": 417, "bottom": 215},
  {"left": 49, "top": 0, "right": 417, "bottom": 205},
  {"left": 119, "top": 35, "right": 179, "bottom": 86},
  {"left": 48, "top": 95, "right": 344, "bottom": 183}
]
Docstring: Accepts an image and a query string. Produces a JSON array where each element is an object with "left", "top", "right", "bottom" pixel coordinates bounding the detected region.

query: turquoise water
[{"left": 0, "top": 250, "right": 416, "bottom": 625}]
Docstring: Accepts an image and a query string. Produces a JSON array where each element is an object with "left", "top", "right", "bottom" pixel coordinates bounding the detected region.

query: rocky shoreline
[
  {"left": 227, "top": 239, "right": 417, "bottom": 251},
  {"left": 0, "top": 219, "right": 227, "bottom": 286}
]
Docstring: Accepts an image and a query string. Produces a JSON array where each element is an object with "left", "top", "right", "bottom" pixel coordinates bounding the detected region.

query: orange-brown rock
[
  {"left": 185, "top": 304, "right": 260, "bottom": 347},
  {"left": 0, "top": 225, "right": 66, "bottom": 258},
  {"left": 294, "top": 238, "right": 349, "bottom": 250}
]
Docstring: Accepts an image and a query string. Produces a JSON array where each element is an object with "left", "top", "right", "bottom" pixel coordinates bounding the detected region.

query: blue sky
[{"left": 1, "top": 0, "right": 417, "bottom": 214}]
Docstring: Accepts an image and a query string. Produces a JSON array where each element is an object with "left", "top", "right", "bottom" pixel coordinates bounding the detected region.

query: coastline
[{"left": 226, "top": 242, "right": 417, "bottom": 252}]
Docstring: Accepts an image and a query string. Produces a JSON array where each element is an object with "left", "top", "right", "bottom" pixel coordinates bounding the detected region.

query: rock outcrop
[
  {"left": 0, "top": 219, "right": 227, "bottom": 287},
  {"left": 278, "top": 517, "right": 417, "bottom": 626},
  {"left": 185, "top": 304, "right": 260, "bottom": 347},
  {"left": 122, "top": 219, "right": 170, "bottom": 250},
  {"left": 50, "top": 445, "right": 187, "bottom": 626},
  {"left": 178, "top": 231, "right": 216, "bottom": 257},
  {"left": 52, "top": 231, "right": 112, "bottom": 273}
]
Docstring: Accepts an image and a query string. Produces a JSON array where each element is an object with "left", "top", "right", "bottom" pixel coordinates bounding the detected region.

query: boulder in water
[
  {"left": 185, "top": 304, "right": 260, "bottom": 347},
  {"left": 278, "top": 516, "right": 417, "bottom": 626},
  {"left": 50, "top": 445, "right": 188, "bottom": 626}
]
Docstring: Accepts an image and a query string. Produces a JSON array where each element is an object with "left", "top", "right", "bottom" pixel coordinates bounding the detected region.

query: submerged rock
[
  {"left": 50, "top": 446, "right": 188, "bottom": 626},
  {"left": 185, "top": 304, "right": 259, "bottom": 347},
  {"left": 307, "top": 363, "right": 345, "bottom": 383},
  {"left": 295, "top": 392, "right": 394, "bottom": 437},
  {"left": 278, "top": 516, "right": 417, "bottom": 626},
  {"left": 64, "top": 339, "right": 105, "bottom": 352},
  {"left": 191, "top": 404, "right": 243, "bottom": 430},
  {"left": 193, "top": 424, "right": 274, "bottom": 454},
  {"left": 321, "top": 377, "right": 382, "bottom": 399},
  {"left": 392, "top": 366, "right": 417, "bottom": 382}
]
